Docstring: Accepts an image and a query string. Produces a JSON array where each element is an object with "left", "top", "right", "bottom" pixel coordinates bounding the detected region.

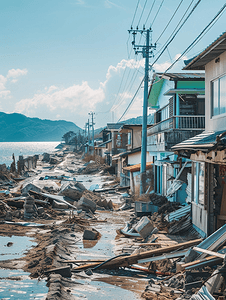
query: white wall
[
  {"left": 127, "top": 151, "right": 152, "bottom": 165},
  {"left": 192, "top": 202, "right": 208, "bottom": 237},
  {"left": 156, "top": 79, "right": 174, "bottom": 109},
  {"left": 205, "top": 51, "right": 226, "bottom": 132}
]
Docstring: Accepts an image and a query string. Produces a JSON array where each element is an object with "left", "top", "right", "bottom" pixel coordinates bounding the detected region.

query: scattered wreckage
[{"left": 1, "top": 149, "right": 226, "bottom": 299}]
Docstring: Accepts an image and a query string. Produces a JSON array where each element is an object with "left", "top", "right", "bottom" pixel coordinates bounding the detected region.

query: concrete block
[
  {"left": 83, "top": 228, "right": 99, "bottom": 240},
  {"left": 77, "top": 196, "right": 96, "bottom": 213},
  {"left": 134, "top": 216, "right": 154, "bottom": 239},
  {"left": 58, "top": 183, "right": 82, "bottom": 200}
]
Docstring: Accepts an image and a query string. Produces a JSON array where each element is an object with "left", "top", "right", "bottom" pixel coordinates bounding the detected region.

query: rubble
[{"left": 2, "top": 147, "right": 226, "bottom": 300}]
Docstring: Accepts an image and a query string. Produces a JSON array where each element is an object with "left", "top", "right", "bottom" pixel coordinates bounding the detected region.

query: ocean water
[{"left": 0, "top": 141, "right": 60, "bottom": 167}]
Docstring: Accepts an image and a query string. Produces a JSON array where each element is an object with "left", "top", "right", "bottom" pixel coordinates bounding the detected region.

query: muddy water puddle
[
  {"left": 76, "top": 222, "right": 116, "bottom": 260},
  {"left": 0, "top": 236, "right": 36, "bottom": 260},
  {"left": 72, "top": 276, "right": 143, "bottom": 300},
  {"left": 0, "top": 236, "right": 47, "bottom": 299},
  {"left": 71, "top": 212, "right": 147, "bottom": 299},
  {"left": 0, "top": 269, "right": 47, "bottom": 300}
]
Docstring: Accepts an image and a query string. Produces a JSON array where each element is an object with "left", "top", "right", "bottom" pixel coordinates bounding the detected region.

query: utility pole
[
  {"left": 128, "top": 26, "right": 156, "bottom": 195},
  {"left": 89, "top": 112, "right": 95, "bottom": 149},
  {"left": 87, "top": 119, "right": 90, "bottom": 148}
]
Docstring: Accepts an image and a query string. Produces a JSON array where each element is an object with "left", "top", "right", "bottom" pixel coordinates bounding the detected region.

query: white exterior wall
[
  {"left": 127, "top": 151, "right": 152, "bottom": 165},
  {"left": 156, "top": 79, "right": 174, "bottom": 109},
  {"left": 192, "top": 202, "right": 208, "bottom": 237},
  {"left": 205, "top": 51, "right": 226, "bottom": 131}
]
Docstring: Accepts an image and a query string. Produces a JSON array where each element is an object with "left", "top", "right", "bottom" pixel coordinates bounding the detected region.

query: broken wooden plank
[
  {"left": 62, "top": 259, "right": 106, "bottom": 264},
  {"left": 193, "top": 247, "right": 225, "bottom": 259},
  {"left": 138, "top": 249, "right": 188, "bottom": 263},
  {"left": 182, "top": 255, "right": 223, "bottom": 269},
  {"left": 93, "top": 239, "right": 202, "bottom": 269},
  {"left": 72, "top": 262, "right": 100, "bottom": 271}
]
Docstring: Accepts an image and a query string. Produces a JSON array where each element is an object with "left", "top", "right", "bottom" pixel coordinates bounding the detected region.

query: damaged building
[{"left": 173, "top": 31, "right": 226, "bottom": 237}]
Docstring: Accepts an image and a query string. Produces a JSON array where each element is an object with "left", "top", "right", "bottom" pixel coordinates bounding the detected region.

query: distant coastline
[{"left": 0, "top": 112, "right": 81, "bottom": 142}]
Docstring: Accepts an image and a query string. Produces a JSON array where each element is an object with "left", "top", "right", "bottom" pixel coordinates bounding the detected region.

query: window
[
  {"left": 128, "top": 132, "right": 131, "bottom": 145},
  {"left": 193, "top": 162, "right": 205, "bottom": 205},
  {"left": 211, "top": 75, "right": 226, "bottom": 116}
]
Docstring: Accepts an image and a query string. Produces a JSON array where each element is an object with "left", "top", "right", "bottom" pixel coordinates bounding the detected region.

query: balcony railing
[{"left": 147, "top": 115, "right": 205, "bottom": 136}]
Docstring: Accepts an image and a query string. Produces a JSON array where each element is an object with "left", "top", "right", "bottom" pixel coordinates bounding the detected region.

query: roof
[
  {"left": 164, "top": 88, "right": 205, "bottom": 96},
  {"left": 156, "top": 72, "right": 205, "bottom": 80},
  {"left": 123, "top": 161, "right": 153, "bottom": 172},
  {"left": 112, "top": 147, "right": 141, "bottom": 160},
  {"left": 183, "top": 32, "right": 226, "bottom": 70},
  {"left": 107, "top": 123, "right": 124, "bottom": 130},
  {"left": 172, "top": 130, "right": 226, "bottom": 151},
  {"left": 95, "top": 139, "right": 112, "bottom": 148}
]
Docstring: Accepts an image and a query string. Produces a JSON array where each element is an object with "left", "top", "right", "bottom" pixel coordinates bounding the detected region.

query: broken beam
[
  {"left": 94, "top": 239, "right": 202, "bottom": 269},
  {"left": 193, "top": 247, "right": 225, "bottom": 259}
]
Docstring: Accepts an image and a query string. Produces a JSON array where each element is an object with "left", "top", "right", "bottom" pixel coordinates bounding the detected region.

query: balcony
[
  {"left": 147, "top": 115, "right": 205, "bottom": 152},
  {"left": 147, "top": 115, "right": 205, "bottom": 136}
]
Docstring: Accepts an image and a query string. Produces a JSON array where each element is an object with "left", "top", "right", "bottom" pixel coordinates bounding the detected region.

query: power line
[
  {"left": 112, "top": 67, "right": 141, "bottom": 112},
  {"left": 131, "top": 0, "right": 141, "bottom": 27},
  {"left": 144, "top": 0, "right": 156, "bottom": 26},
  {"left": 151, "top": 0, "right": 165, "bottom": 27},
  {"left": 118, "top": 77, "right": 144, "bottom": 122},
  {"left": 163, "top": 3, "right": 226, "bottom": 74},
  {"left": 155, "top": 0, "right": 184, "bottom": 44},
  {"left": 151, "top": 0, "right": 201, "bottom": 68},
  {"left": 155, "top": 0, "right": 195, "bottom": 56},
  {"left": 127, "top": 0, "right": 141, "bottom": 57},
  {"left": 137, "top": 0, "right": 148, "bottom": 27}
]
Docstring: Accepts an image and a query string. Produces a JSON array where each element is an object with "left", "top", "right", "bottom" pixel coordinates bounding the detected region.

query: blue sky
[{"left": 0, "top": 0, "right": 225, "bottom": 129}]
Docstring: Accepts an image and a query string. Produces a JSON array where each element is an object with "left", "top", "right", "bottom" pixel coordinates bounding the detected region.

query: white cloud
[
  {"left": 15, "top": 81, "right": 105, "bottom": 117},
  {"left": 12, "top": 59, "right": 145, "bottom": 127},
  {"left": 0, "top": 75, "right": 7, "bottom": 91},
  {"left": 0, "top": 90, "right": 11, "bottom": 98},
  {"left": 154, "top": 54, "right": 189, "bottom": 73},
  {"left": 7, "top": 68, "right": 28, "bottom": 79},
  {"left": 47, "top": 85, "right": 58, "bottom": 93}
]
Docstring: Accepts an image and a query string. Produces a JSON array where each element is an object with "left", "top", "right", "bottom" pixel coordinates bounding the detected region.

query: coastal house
[
  {"left": 112, "top": 124, "right": 153, "bottom": 192},
  {"left": 94, "top": 123, "right": 126, "bottom": 166},
  {"left": 172, "top": 32, "right": 226, "bottom": 237},
  {"left": 147, "top": 72, "right": 205, "bottom": 202}
]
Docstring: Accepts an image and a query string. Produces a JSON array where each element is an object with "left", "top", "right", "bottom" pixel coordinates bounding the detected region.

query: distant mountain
[
  {"left": 0, "top": 112, "right": 81, "bottom": 142},
  {"left": 121, "top": 114, "right": 154, "bottom": 125}
]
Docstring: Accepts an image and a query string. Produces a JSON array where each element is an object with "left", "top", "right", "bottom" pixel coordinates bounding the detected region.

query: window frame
[{"left": 211, "top": 74, "right": 226, "bottom": 117}]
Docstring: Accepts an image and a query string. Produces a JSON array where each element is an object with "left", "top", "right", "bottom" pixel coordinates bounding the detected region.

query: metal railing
[{"left": 147, "top": 115, "right": 205, "bottom": 135}]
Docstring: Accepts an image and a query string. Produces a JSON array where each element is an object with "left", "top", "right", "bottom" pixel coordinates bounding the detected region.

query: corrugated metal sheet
[
  {"left": 166, "top": 179, "right": 183, "bottom": 197},
  {"left": 156, "top": 72, "right": 205, "bottom": 80},
  {"left": 165, "top": 205, "right": 191, "bottom": 222},
  {"left": 172, "top": 130, "right": 226, "bottom": 150}
]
